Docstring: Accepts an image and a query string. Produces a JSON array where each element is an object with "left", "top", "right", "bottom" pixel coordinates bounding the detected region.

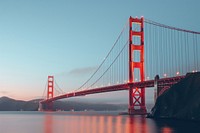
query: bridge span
[
  {"left": 40, "top": 75, "right": 185, "bottom": 113},
  {"left": 39, "top": 16, "right": 200, "bottom": 115}
]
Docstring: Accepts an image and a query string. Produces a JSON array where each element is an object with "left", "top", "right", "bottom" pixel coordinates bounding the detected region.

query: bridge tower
[
  {"left": 128, "top": 16, "right": 147, "bottom": 115},
  {"left": 47, "top": 76, "right": 54, "bottom": 110}
]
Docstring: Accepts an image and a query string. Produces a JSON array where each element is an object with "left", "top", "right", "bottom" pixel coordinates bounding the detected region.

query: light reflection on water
[
  {"left": 0, "top": 111, "right": 200, "bottom": 133},
  {"left": 43, "top": 112, "right": 156, "bottom": 133}
]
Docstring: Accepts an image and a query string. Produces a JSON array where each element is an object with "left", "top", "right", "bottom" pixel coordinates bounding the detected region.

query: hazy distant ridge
[
  {"left": 0, "top": 97, "right": 39, "bottom": 111},
  {"left": 0, "top": 96, "right": 128, "bottom": 111}
]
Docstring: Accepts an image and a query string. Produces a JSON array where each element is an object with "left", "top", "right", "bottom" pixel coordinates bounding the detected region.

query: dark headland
[{"left": 148, "top": 72, "right": 200, "bottom": 121}]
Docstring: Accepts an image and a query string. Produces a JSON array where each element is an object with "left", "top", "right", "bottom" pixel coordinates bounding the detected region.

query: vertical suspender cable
[
  {"left": 195, "top": 34, "right": 199, "bottom": 71},
  {"left": 186, "top": 33, "right": 189, "bottom": 72},
  {"left": 193, "top": 34, "right": 196, "bottom": 71}
]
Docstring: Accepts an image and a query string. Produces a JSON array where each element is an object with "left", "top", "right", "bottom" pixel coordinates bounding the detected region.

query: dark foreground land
[{"left": 149, "top": 72, "right": 200, "bottom": 121}]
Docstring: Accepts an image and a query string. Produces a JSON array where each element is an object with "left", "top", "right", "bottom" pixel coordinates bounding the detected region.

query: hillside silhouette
[{"left": 149, "top": 72, "right": 200, "bottom": 121}]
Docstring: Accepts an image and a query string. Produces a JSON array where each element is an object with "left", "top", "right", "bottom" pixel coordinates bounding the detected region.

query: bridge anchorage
[{"left": 39, "top": 16, "right": 200, "bottom": 115}]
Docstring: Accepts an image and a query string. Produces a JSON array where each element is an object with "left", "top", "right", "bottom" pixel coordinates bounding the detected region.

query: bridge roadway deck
[{"left": 41, "top": 75, "right": 185, "bottom": 103}]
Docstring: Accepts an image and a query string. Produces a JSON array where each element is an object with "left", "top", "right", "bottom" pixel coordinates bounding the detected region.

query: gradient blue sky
[{"left": 0, "top": 0, "right": 200, "bottom": 102}]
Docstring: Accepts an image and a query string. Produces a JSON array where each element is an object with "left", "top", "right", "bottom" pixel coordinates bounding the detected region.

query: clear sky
[{"left": 0, "top": 0, "right": 200, "bottom": 102}]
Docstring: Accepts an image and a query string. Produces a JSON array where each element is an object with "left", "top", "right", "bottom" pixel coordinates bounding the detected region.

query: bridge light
[
  {"left": 146, "top": 76, "right": 150, "bottom": 80},
  {"left": 192, "top": 70, "right": 195, "bottom": 73},
  {"left": 135, "top": 78, "right": 138, "bottom": 81},
  {"left": 164, "top": 73, "right": 167, "bottom": 77},
  {"left": 176, "top": 71, "right": 180, "bottom": 75}
]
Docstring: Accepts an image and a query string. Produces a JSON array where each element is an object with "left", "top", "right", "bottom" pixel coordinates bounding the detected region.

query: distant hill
[
  {"left": 52, "top": 100, "right": 128, "bottom": 111},
  {"left": 0, "top": 96, "right": 39, "bottom": 111},
  {"left": 0, "top": 96, "right": 128, "bottom": 111}
]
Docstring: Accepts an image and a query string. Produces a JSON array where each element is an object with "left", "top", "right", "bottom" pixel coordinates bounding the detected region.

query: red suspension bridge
[{"left": 39, "top": 16, "right": 200, "bottom": 115}]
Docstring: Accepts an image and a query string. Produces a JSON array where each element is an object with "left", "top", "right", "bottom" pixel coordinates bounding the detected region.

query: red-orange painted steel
[
  {"left": 128, "top": 16, "right": 146, "bottom": 114},
  {"left": 41, "top": 76, "right": 185, "bottom": 104},
  {"left": 47, "top": 76, "right": 54, "bottom": 110},
  {"left": 47, "top": 76, "right": 54, "bottom": 99}
]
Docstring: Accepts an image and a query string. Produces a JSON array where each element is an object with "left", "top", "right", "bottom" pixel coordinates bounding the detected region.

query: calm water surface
[{"left": 0, "top": 111, "right": 200, "bottom": 133}]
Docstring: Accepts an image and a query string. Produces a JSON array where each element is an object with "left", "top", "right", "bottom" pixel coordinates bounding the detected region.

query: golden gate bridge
[{"left": 39, "top": 16, "right": 200, "bottom": 115}]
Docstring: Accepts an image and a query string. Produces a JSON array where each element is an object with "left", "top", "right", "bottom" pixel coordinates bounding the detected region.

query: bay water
[{"left": 0, "top": 111, "right": 199, "bottom": 133}]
